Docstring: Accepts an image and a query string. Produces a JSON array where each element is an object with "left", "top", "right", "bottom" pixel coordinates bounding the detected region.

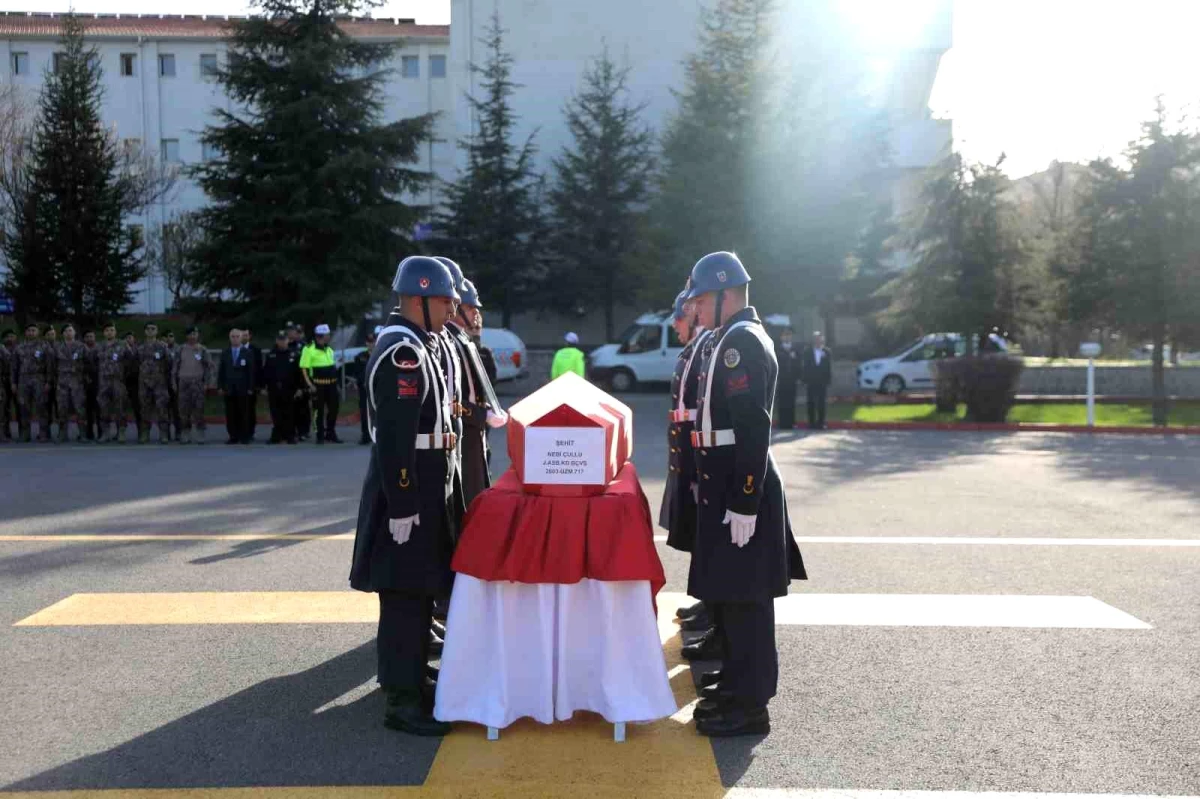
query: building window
[
  {"left": 401, "top": 55, "right": 419, "bottom": 78},
  {"left": 159, "top": 54, "right": 175, "bottom": 77},
  {"left": 11, "top": 52, "right": 29, "bottom": 76},
  {"left": 430, "top": 54, "right": 446, "bottom": 78},
  {"left": 120, "top": 53, "right": 137, "bottom": 77},
  {"left": 201, "top": 141, "right": 220, "bottom": 162},
  {"left": 200, "top": 54, "right": 218, "bottom": 78},
  {"left": 161, "top": 139, "right": 180, "bottom": 164},
  {"left": 53, "top": 52, "right": 66, "bottom": 74}
]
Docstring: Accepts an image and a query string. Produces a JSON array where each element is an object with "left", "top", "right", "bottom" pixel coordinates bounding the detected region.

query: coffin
[{"left": 506, "top": 372, "right": 634, "bottom": 496}]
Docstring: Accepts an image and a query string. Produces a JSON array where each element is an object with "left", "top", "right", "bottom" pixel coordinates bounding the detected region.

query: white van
[
  {"left": 587, "top": 312, "right": 683, "bottom": 391},
  {"left": 857, "top": 332, "right": 1009, "bottom": 393}
]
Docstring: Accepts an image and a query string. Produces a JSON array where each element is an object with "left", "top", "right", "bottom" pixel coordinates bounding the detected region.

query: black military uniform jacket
[
  {"left": 350, "top": 314, "right": 458, "bottom": 596},
  {"left": 659, "top": 327, "right": 712, "bottom": 552},
  {"left": 262, "top": 347, "right": 301, "bottom": 393},
  {"left": 445, "top": 321, "right": 499, "bottom": 507},
  {"left": 689, "top": 306, "right": 805, "bottom": 602}
]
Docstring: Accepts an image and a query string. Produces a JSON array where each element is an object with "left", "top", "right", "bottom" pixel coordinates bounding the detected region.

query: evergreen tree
[
  {"left": 548, "top": 46, "right": 655, "bottom": 341},
  {"left": 1, "top": 14, "right": 145, "bottom": 326},
  {"left": 882, "top": 153, "right": 1029, "bottom": 349},
  {"left": 190, "top": 0, "right": 433, "bottom": 327},
  {"left": 651, "top": 0, "right": 772, "bottom": 295},
  {"left": 435, "top": 12, "right": 543, "bottom": 328}
]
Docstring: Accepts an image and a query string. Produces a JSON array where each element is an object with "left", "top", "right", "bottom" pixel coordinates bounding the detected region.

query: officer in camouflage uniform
[
  {"left": 0, "top": 329, "right": 13, "bottom": 442},
  {"left": 164, "top": 330, "right": 182, "bottom": 441},
  {"left": 82, "top": 330, "right": 100, "bottom": 441},
  {"left": 96, "top": 324, "right": 131, "bottom": 443},
  {"left": 173, "top": 326, "right": 213, "bottom": 444},
  {"left": 54, "top": 324, "right": 88, "bottom": 443},
  {"left": 137, "top": 322, "right": 171, "bottom": 444},
  {"left": 14, "top": 322, "right": 53, "bottom": 442}
]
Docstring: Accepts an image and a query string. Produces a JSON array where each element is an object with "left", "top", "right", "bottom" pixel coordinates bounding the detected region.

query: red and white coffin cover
[{"left": 506, "top": 372, "right": 633, "bottom": 496}]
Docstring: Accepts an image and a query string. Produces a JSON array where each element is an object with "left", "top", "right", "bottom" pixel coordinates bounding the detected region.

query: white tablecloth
[{"left": 433, "top": 575, "right": 677, "bottom": 728}]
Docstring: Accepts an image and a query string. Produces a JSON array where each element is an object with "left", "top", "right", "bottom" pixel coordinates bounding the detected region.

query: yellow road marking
[
  {"left": 0, "top": 534, "right": 354, "bottom": 542},
  {"left": 8, "top": 593, "right": 723, "bottom": 798},
  {"left": 14, "top": 592, "right": 378, "bottom": 626}
]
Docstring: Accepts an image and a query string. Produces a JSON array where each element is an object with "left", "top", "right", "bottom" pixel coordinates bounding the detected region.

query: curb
[{"left": 820, "top": 420, "right": 1200, "bottom": 435}]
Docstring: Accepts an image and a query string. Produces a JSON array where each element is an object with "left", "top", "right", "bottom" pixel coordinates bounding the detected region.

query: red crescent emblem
[{"left": 419, "top": 277, "right": 430, "bottom": 288}]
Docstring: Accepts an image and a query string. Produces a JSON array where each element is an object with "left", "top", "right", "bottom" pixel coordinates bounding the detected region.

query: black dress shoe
[
  {"left": 432, "top": 599, "right": 449, "bottom": 622},
  {"left": 696, "top": 705, "right": 770, "bottom": 737},
  {"left": 676, "top": 600, "right": 705, "bottom": 621},
  {"left": 681, "top": 630, "right": 721, "bottom": 662},
  {"left": 384, "top": 692, "right": 451, "bottom": 737},
  {"left": 699, "top": 683, "right": 730, "bottom": 701},
  {"left": 327, "top": 433, "right": 343, "bottom": 444},
  {"left": 431, "top": 619, "right": 447, "bottom": 639},
  {"left": 426, "top": 665, "right": 440, "bottom": 681},
  {"left": 680, "top": 610, "right": 712, "bottom": 632},
  {"left": 428, "top": 631, "right": 444, "bottom": 657},
  {"left": 697, "top": 670, "right": 723, "bottom": 688},
  {"left": 693, "top": 695, "right": 736, "bottom": 721}
]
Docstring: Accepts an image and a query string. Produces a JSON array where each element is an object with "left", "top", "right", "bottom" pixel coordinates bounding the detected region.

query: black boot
[
  {"left": 428, "top": 630, "right": 444, "bottom": 657},
  {"left": 680, "top": 609, "right": 713, "bottom": 632},
  {"left": 696, "top": 705, "right": 770, "bottom": 737},
  {"left": 431, "top": 619, "right": 447, "bottom": 639},
  {"left": 697, "top": 670, "right": 723, "bottom": 688},
  {"left": 681, "top": 628, "right": 721, "bottom": 662},
  {"left": 676, "top": 600, "right": 705, "bottom": 621},
  {"left": 383, "top": 690, "right": 451, "bottom": 737}
]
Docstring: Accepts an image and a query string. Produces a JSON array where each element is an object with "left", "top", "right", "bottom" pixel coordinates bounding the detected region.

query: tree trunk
[
  {"left": 1152, "top": 324, "right": 1167, "bottom": 427},
  {"left": 822, "top": 306, "right": 835, "bottom": 349},
  {"left": 1169, "top": 333, "right": 1180, "bottom": 366}
]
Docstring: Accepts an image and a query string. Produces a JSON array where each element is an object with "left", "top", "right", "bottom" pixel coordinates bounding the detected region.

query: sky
[{"left": 12, "top": 0, "right": 1199, "bottom": 179}]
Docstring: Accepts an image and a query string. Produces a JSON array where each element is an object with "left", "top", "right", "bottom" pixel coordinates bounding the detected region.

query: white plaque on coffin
[{"left": 522, "top": 427, "right": 607, "bottom": 485}]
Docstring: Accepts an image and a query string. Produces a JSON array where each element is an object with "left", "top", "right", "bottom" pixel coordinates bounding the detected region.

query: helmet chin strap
[
  {"left": 457, "top": 307, "right": 471, "bottom": 327},
  {"left": 714, "top": 290, "right": 726, "bottom": 328},
  {"left": 422, "top": 297, "right": 432, "bottom": 332}
]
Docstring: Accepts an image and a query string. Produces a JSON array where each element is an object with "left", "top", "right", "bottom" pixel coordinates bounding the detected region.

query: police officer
[
  {"left": 287, "top": 323, "right": 311, "bottom": 440},
  {"left": 350, "top": 256, "right": 460, "bottom": 737},
  {"left": 354, "top": 328, "right": 379, "bottom": 446},
  {"left": 660, "top": 286, "right": 715, "bottom": 633},
  {"left": 263, "top": 330, "right": 301, "bottom": 444},
  {"left": 682, "top": 251, "right": 806, "bottom": 737},
  {"left": 300, "top": 324, "right": 341, "bottom": 444}
]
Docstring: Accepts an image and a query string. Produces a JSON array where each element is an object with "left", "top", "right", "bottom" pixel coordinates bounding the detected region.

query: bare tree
[{"left": 143, "top": 210, "right": 203, "bottom": 311}]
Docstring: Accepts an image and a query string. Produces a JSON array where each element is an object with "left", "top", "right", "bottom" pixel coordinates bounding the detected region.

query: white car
[
  {"left": 856, "top": 333, "right": 967, "bottom": 394},
  {"left": 335, "top": 327, "right": 528, "bottom": 383},
  {"left": 587, "top": 312, "right": 683, "bottom": 391}
]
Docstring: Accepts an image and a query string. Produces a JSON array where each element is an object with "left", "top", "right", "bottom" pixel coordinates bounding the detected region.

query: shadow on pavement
[
  {"left": 1050, "top": 434, "right": 1200, "bottom": 500},
  {"left": 187, "top": 518, "right": 355, "bottom": 566},
  {"left": 3, "top": 640, "right": 441, "bottom": 791}
]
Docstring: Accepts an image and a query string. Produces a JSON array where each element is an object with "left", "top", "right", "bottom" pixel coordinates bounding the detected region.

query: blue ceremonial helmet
[
  {"left": 671, "top": 289, "right": 689, "bottom": 321},
  {"left": 684, "top": 251, "right": 751, "bottom": 299},
  {"left": 393, "top": 256, "right": 461, "bottom": 301},
  {"left": 433, "top": 257, "right": 466, "bottom": 292},
  {"left": 459, "top": 278, "right": 483, "bottom": 309}
]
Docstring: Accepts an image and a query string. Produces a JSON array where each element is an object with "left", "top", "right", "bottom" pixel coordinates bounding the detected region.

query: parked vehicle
[
  {"left": 333, "top": 327, "right": 528, "bottom": 384},
  {"left": 587, "top": 312, "right": 682, "bottom": 391},
  {"left": 856, "top": 332, "right": 1011, "bottom": 394}
]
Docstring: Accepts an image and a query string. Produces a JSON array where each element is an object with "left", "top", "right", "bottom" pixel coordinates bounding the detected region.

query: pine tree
[
  {"left": 651, "top": 0, "right": 773, "bottom": 295},
  {"left": 1, "top": 14, "right": 144, "bottom": 326},
  {"left": 548, "top": 46, "right": 655, "bottom": 341},
  {"left": 189, "top": 0, "right": 433, "bottom": 328},
  {"left": 435, "top": 12, "right": 543, "bottom": 328}
]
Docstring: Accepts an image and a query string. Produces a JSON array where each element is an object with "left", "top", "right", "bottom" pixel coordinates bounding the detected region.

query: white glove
[
  {"left": 723, "top": 509, "right": 757, "bottom": 548},
  {"left": 388, "top": 514, "right": 420, "bottom": 545},
  {"left": 690, "top": 482, "right": 699, "bottom": 504},
  {"left": 485, "top": 409, "right": 508, "bottom": 429}
]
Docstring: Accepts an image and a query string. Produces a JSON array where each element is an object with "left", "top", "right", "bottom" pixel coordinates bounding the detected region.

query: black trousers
[
  {"left": 713, "top": 600, "right": 777, "bottom": 708},
  {"left": 358, "top": 383, "right": 369, "bottom": 441},
  {"left": 294, "top": 393, "right": 311, "bottom": 438},
  {"left": 224, "top": 393, "right": 252, "bottom": 442},
  {"left": 267, "top": 387, "right": 294, "bottom": 441},
  {"left": 777, "top": 385, "right": 796, "bottom": 429},
  {"left": 85, "top": 384, "right": 100, "bottom": 439},
  {"left": 126, "top": 378, "right": 142, "bottom": 428},
  {"left": 377, "top": 592, "right": 433, "bottom": 693},
  {"left": 313, "top": 384, "right": 339, "bottom": 439},
  {"left": 806, "top": 384, "right": 828, "bottom": 429},
  {"left": 167, "top": 384, "right": 181, "bottom": 438}
]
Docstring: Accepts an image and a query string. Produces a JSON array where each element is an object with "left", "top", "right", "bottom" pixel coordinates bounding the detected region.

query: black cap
[
  {"left": 143, "top": 322, "right": 156, "bottom": 331},
  {"left": 165, "top": 330, "right": 175, "bottom": 337},
  {"left": 185, "top": 326, "right": 198, "bottom": 335}
]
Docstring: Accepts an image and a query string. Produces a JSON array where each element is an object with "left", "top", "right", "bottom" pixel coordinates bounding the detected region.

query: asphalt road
[{"left": 2, "top": 392, "right": 1199, "bottom": 796}]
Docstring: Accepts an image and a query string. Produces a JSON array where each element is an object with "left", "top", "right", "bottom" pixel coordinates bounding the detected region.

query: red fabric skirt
[{"left": 452, "top": 462, "right": 666, "bottom": 598}]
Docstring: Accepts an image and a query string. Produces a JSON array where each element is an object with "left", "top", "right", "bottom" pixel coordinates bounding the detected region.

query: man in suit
[
  {"left": 775, "top": 327, "right": 801, "bottom": 429},
  {"left": 218, "top": 328, "right": 256, "bottom": 444},
  {"left": 241, "top": 329, "right": 263, "bottom": 442},
  {"left": 801, "top": 331, "right": 832, "bottom": 430}
]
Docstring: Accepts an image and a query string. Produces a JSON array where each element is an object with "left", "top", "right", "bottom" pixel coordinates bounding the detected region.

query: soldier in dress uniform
[
  {"left": 682, "top": 251, "right": 807, "bottom": 738},
  {"left": 660, "top": 286, "right": 716, "bottom": 635},
  {"left": 350, "top": 256, "right": 460, "bottom": 737}
]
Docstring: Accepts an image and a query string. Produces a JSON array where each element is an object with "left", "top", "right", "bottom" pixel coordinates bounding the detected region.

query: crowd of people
[{"left": 0, "top": 320, "right": 430, "bottom": 446}]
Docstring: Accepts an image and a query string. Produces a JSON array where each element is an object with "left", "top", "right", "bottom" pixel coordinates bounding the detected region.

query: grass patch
[{"left": 826, "top": 401, "right": 1200, "bottom": 427}]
